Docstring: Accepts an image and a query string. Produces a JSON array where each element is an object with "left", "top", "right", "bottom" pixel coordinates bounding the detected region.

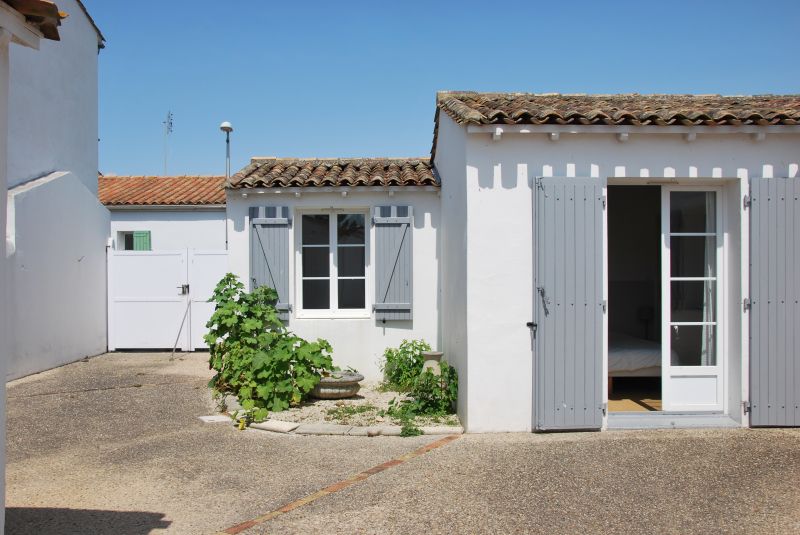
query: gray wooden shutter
[
  {"left": 750, "top": 177, "right": 800, "bottom": 426},
  {"left": 373, "top": 206, "right": 413, "bottom": 321},
  {"left": 251, "top": 206, "right": 291, "bottom": 320},
  {"left": 534, "top": 177, "right": 604, "bottom": 431}
]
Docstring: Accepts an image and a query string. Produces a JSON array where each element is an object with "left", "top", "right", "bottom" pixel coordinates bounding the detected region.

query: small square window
[{"left": 119, "top": 231, "right": 151, "bottom": 251}]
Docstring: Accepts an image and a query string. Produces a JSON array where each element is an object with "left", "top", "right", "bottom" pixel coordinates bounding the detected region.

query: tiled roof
[
  {"left": 3, "top": 0, "right": 66, "bottom": 40},
  {"left": 228, "top": 158, "right": 439, "bottom": 189},
  {"left": 99, "top": 175, "right": 226, "bottom": 206},
  {"left": 436, "top": 92, "right": 800, "bottom": 127}
]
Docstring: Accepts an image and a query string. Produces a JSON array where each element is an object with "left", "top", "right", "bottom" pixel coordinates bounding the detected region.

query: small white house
[
  {"left": 99, "top": 175, "right": 227, "bottom": 251},
  {"left": 99, "top": 175, "right": 229, "bottom": 353},
  {"left": 226, "top": 158, "right": 440, "bottom": 377},
  {"left": 227, "top": 93, "right": 800, "bottom": 434}
]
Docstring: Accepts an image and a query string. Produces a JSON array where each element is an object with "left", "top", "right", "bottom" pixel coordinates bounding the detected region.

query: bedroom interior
[{"left": 608, "top": 185, "right": 663, "bottom": 412}]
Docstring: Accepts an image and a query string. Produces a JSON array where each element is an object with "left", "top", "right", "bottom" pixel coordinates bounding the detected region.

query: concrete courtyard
[{"left": 5, "top": 352, "right": 800, "bottom": 534}]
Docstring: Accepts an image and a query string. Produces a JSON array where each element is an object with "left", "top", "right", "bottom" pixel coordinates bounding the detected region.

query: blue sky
[{"left": 84, "top": 0, "right": 800, "bottom": 176}]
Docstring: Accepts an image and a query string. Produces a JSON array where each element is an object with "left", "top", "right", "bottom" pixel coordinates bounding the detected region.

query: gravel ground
[
  {"left": 6, "top": 352, "right": 800, "bottom": 535},
  {"left": 265, "top": 381, "right": 460, "bottom": 427}
]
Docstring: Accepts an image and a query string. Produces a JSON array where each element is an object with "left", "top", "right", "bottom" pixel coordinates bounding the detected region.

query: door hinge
[
  {"left": 537, "top": 286, "right": 551, "bottom": 316},
  {"left": 743, "top": 194, "right": 751, "bottom": 210},
  {"left": 743, "top": 297, "right": 751, "bottom": 312},
  {"left": 742, "top": 400, "right": 751, "bottom": 414}
]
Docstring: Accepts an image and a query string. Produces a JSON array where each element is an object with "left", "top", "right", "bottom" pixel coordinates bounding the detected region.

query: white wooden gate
[{"left": 108, "top": 249, "right": 227, "bottom": 351}]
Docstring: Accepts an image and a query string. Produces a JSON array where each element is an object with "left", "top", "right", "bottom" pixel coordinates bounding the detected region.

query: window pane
[
  {"left": 123, "top": 233, "right": 134, "bottom": 251},
  {"left": 302, "top": 215, "right": 329, "bottom": 245},
  {"left": 671, "top": 281, "right": 715, "bottom": 322},
  {"left": 670, "top": 236, "right": 716, "bottom": 277},
  {"left": 670, "top": 192, "right": 715, "bottom": 233},
  {"left": 338, "top": 246, "right": 365, "bottom": 277},
  {"left": 337, "top": 214, "right": 365, "bottom": 244},
  {"left": 302, "top": 247, "right": 329, "bottom": 277},
  {"left": 303, "top": 280, "right": 330, "bottom": 309},
  {"left": 338, "top": 279, "right": 365, "bottom": 309},
  {"left": 671, "top": 325, "right": 716, "bottom": 366}
]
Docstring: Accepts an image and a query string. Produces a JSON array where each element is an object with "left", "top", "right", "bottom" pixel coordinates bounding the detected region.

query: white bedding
[{"left": 609, "top": 333, "right": 662, "bottom": 374}]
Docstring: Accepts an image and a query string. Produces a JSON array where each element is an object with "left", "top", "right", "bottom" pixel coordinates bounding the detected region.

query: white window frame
[
  {"left": 295, "top": 208, "right": 371, "bottom": 319},
  {"left": 661, "top": 185, "right": 725, "bottom": 412}
]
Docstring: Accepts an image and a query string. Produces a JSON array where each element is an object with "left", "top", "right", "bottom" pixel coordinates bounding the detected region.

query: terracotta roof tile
[
  {"left": 99, "top": 175, "right": 226, "bottom": 206},
  {"left": 228, "top": 158, "right": 439, "bottom": 189},
  {"left": 436, "top": 92, "right": 800, "bottom": 127},
  {"left": 4, "top": 0, "right": 66, "bottom": 40}
]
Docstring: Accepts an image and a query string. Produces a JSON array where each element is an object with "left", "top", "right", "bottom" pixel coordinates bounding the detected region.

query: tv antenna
[{"left": 163, "top": 111, "right": 174, "bottom": 174}]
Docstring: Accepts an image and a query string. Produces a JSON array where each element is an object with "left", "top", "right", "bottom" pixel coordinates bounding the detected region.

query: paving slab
[{"left": 251, "top": 420, "right": 300, "bottom": 433}]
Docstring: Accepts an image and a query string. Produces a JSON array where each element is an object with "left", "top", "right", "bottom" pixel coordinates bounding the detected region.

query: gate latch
[
  {"left": 177, "top": 284, "right": 189, "bottom": 295},
  {"left": 526, "top": 321, "right": 538, "bottom": 338}
]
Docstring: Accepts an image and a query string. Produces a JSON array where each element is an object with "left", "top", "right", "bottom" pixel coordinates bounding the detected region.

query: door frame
[
  {"left": 660, "top": 185, "right": 725, "bottom": 412},
  {"left": 602, "top": 177, "right": 747, "bottom": 426}
]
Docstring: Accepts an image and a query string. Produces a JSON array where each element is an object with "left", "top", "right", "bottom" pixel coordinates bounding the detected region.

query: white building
[
  {"left": 100, "top": 175, "right": 228, "bottom": 353},
  {"left": 100, "top": 175, "right": 227, "bottom": 251},
  {"left": 226, "top": 93, "right": 800, "bottom": 433},
  {"left": 5, "top": 0, "right": 106, "bottom": 380},
  {"left": 226, "top": 158, "right": 440, "bottom": 377},
  {"left": 1, "top": 0, "right": 101, "bottom": 529}
]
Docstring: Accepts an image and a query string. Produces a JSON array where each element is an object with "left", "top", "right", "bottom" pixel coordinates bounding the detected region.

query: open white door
[{"left": 661, "top": 187, "right": 724, "bottom": 412}]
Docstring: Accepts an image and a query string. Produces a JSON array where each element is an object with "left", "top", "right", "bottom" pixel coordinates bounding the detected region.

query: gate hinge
[
  {"left": 742, "top": 400, "right": 751, "bottom": 414},
  {"left": 602, "top": 402, "right": 608, "bottom": 416},
  {"left": 601, "top": 195, "right": 607, "bottom": 209},
  {"left": 743, "top": 194, "right": 751, "bottom": 210},
  {"left": 601, "top": 300, "right": 608, "bottom": 313},
  {"left": 743, "top": 297, "right": 751, "bottom": 312}
]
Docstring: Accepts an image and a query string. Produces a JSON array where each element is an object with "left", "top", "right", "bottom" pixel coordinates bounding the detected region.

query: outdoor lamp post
[{"left": 220, "top": 121, "right": 233, "bottom": 180}]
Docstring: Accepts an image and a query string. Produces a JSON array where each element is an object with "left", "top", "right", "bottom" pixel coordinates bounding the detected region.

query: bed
[{"left": 609, "top": 332, "right": 662, "bottom": 378}]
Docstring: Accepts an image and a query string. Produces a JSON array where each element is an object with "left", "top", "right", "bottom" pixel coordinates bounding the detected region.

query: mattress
[{"left": 609, "top": 332, "right": 663, "bottom": 375}]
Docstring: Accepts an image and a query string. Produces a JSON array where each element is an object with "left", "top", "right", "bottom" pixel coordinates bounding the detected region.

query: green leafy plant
[
  {"left": 380, "top": 339, "right": 431, "bottom": 391},
  {"left": 205, "top": 273, "right": 333, "bottom": 421},
  {"left": 387, "top": 361, "right": 458, "bottom": 431},
  {"left": 408, "top": 362, "right": 459, "bottom": 415}
]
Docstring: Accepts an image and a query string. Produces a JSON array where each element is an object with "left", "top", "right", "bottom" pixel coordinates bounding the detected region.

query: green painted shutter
[{"left": 132, "top": 231, "right": 151, "bottom": 251}]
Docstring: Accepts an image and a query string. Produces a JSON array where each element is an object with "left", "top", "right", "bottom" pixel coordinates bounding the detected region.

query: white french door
[{"left": 661, "top": 187, "right": 724, "bottom": 412}]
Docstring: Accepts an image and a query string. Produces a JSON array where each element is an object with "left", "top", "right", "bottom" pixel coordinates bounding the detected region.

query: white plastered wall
[
  {"left": 226, "top": 189, "right": 441, "bottom": 379},
  {"left": 434, "top": 115, "right": 470, "bottom": 427},
  {"left": 110, "top": 209, "right": 227, "bottom": 251},
  {"left": 4, "top": 1, "right": 107, "bottom": 380},
  {"left": 6, "top": 172, "right": 109, "bottom": 379},
  {"left": 8, "top": 0, "right": 100, "bottom": 193},
  {"left": 438, "top": 111, "right": 800, "bottom": 432},
  {"left": 0, "top": 27, "right": 11, "bottom": 535}
]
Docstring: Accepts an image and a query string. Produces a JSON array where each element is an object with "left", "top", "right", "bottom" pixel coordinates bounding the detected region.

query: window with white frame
[{"left": 300, "top": 213, "right": 366, "bottom": 312}]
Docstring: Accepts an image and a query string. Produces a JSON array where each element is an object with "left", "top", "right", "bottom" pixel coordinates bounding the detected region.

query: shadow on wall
[{"left": 6, "top": 507, "right": 171, "bottom": 535}]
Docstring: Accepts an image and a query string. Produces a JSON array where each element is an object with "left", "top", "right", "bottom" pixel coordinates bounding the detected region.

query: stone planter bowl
[{"left": 310, "top": 371, "right": 365, "bottom": 399}]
